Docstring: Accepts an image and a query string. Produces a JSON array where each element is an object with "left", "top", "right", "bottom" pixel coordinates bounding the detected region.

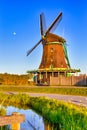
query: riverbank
[{"left": 0, "top": 93, "right": 87, "bottom": 130}]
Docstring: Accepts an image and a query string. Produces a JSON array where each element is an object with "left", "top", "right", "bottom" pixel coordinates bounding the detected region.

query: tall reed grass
[
  {"left": 0, "top": 93, "right": 87, "bottom": 130},
  {"left": 30, "top": 96, "right": 87, "bottom": 130}
]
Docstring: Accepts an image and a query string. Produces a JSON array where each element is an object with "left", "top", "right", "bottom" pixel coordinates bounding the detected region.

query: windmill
[
  {"left": 27, "top": 12, "right": 70, "bottom": 70},
  {"left": 26, "top": 12, "right": 81, "bottom": 85}
]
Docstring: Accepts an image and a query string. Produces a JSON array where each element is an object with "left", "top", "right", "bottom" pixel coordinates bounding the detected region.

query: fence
[
  {"left": 50, "top": 75, "right": 87, "bottom": 86},
  {"left": 0, "top": 112, "right": 25, "bottom": 130}
]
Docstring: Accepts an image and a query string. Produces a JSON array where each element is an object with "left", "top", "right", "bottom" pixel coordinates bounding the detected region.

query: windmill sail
[
  {"left": 40, "top": 13, "right": 46, "bottom": 36},
  {"left": 27, "top": 12, "right": 62, "bottom": 56},
  {"left": 45, "top": 12, "right": 62, "bottom": 35},
  {"left": 26, "top": 39, "right": 42, "bottom": 56}
]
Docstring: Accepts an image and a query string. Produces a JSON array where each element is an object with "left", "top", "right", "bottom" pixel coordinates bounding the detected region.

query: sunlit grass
[
  {"left": 0, "top": 85, "right": 87, "bottom": 96},
  {"left": 0, "top": 107, "right": 6, "bottom": 116},
  {"left": 30, "top": 97, "right": 87, "bottom": 130},
  {"left": 0, "top": 93, "right": 87, "bottom": 130}
]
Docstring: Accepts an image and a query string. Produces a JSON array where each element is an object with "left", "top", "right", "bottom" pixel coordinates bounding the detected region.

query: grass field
[{"left": 0, "top": 85, "right": 87, "bottom": 96}]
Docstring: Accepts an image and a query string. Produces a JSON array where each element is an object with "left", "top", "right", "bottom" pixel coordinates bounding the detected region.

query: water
[
  {"left": 0, "top": 106, "right": 59, "bottom": 130},
  {"left": 7, "top": 106, "right": 45, "bottom": 130}
]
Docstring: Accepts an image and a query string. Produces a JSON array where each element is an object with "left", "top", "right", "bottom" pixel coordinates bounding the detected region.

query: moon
[{"left": 13, "top": 32, "right": 16, "bottom": 35}]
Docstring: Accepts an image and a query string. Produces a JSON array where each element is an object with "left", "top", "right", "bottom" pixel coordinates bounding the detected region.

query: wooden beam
[{"left": 0, "top": 112, "right": 25, "bottom": 126}]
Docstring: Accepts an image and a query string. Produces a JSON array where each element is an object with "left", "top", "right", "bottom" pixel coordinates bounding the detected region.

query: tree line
[{"left": 0, "top": 73, "right": 28, "bottom": 85}]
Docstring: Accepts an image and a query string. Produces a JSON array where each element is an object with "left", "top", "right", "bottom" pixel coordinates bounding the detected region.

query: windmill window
[
  {"left": 51, "top": 59, "right": 53, "bottom": 62},
  {"left": 50, "top": 48, "right": 54, "bottom": 52}
]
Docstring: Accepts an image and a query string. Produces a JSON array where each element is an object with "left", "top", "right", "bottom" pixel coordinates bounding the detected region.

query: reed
[
  {"left": 0, "top": 107, "right": 6, "bottom": 116},
  {"left": 0, "top": 93, "right": 87, "bottom": 130},
  {"left": 30, "top": 97, "right": 87, "bottom": 130}
]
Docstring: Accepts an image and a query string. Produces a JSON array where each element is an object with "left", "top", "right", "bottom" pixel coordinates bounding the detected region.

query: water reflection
[
  {"left": 0, "top": 126, "right": 9, "bottom": 130},
  {"left": 7, "top": 106, "right": 44, "bottom": 130},
  {"left": 0, "top": 106, "right": 59, "bottom": 130}
]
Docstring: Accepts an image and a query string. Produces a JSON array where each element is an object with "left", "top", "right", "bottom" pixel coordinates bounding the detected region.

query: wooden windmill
[
  {"left": 27, "top": 12, "right": 70, "bottom": 70},
  {"left": 27, "top": 12, "right": 80, "bottom": 85},
  {"left": 26, "top": 12, "right": 80, "bottom": 85}
]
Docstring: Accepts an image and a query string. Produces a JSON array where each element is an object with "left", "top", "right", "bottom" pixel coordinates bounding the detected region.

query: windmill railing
[{"left": 27, "top": 68, "right": 80, "bottom": 73}]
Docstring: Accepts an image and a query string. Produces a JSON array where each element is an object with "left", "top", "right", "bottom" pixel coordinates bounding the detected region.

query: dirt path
[
  {"left": 7, "top": 92, "right": 87, "bottom": 107},
  {"left": 27, "top": 93, "right": 87, "bottom": 107}
]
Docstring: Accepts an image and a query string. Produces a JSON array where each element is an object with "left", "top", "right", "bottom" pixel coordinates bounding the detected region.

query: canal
[{"left": 0, "top": 106, "right": 59, "bottom": 130}]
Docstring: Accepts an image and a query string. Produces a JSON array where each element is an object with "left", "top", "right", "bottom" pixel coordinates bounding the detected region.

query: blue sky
[{"left": 0, "top": 0, "right": 87, "bottom": 74}]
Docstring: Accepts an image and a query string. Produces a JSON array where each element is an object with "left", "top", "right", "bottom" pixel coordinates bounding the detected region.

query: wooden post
[
  {"left": 12, "top": 123, "right": 20, "bottom": 130},
  {"left": 0, "top": 112, "right": 25, "bottom": 128},
  {"left": 39, "top": 72, "right": 41, "bottom": 84},
  {"left": 11, "top": 112, "right": 20, "bottom": 130},
  {"left": 52, "top": 71, "right": 54, "bottom": 77},
  {"left": 65, "top": 71, "right": 66, "bottom": 77},
  {"left": 45, "top": 124, "right": 51, "bottom": 130},
  {"left": 46, "top": 71, "right": 47, "bottom": 79}
]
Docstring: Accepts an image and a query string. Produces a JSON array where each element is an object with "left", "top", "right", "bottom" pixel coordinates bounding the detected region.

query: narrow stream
[
  {"left": 0, "top": 106, "right": 60, "bottom": 130},
  {"left": 7, "top": 106, "right": 44, "bottom": 130}
]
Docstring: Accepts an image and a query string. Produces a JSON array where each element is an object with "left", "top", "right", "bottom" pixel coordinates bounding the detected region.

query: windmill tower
[{"left": 27, "top": 12, "right": 79, "bottom": 85}]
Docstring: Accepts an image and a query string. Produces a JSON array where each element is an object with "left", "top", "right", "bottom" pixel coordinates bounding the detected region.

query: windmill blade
[
  {"left": 45, "top": 12, "right": 62, "bottom": 35},
  {"left": 49, "top": 14, "right": 62, "bottom": 33},
  {"left": 26, "top": 39, "right": 42, "bottom": 56},
  {"left": 40, "top": 13, "right": 46, "bottom": 36}
]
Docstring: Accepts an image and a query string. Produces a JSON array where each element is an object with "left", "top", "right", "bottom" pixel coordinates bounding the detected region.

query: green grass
[
  {"left": 0, "top": 85, "right": 87, "bottom": 96},
  {"left": 30, "top": 96, "right": 87, "bottom": 130},
  {"left": 0, "top": 107, "right": 6, "bottom": 116},
  {"left": 0, "top": 93, "right": 87, "bottom": 130}
]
